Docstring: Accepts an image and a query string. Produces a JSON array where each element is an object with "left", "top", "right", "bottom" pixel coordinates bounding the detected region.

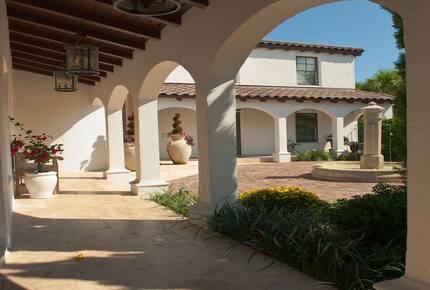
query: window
[
  {"left": 296, "top": 113, "right": 318, "bottom": 142},
  {"left": 296, "top": 56, "right": 318, "bottom": 85}
]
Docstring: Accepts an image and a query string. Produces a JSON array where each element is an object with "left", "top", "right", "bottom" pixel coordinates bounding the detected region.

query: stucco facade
[{"left": 2, "top": 1, "right": 430, "bottom": 288}]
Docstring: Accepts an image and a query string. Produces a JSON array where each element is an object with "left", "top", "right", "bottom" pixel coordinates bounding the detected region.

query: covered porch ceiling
[{"left": 6, "top": 0, "right": 209, "bottom": 86}]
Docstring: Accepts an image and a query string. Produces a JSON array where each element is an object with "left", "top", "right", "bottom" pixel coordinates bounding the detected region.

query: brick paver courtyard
[{"left": 170, "top": 161, "right": 398, "bottom": 201}]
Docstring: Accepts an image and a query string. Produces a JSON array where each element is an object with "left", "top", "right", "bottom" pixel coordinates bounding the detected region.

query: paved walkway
[
  {"left": 171, "top": 161, "right": 384, "bottom": 201},
  {"left": 1, "top": 191, "right": 334, "bottom": 290}
]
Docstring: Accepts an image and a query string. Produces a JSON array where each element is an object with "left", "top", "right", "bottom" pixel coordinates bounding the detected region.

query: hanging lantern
[
  {"left": 54, "top": 70, "right": 77, "bottom": 92},
  {"left": 64, "top": 44, "right": 99, "bottom": 75},
  {"left": 113, "top": 0, "right": 181, "bottom": 16}
]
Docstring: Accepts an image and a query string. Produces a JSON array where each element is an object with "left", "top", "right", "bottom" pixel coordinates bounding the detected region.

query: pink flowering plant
[{"left": 10, "top": 117, "right": 64, "bottom": 173}]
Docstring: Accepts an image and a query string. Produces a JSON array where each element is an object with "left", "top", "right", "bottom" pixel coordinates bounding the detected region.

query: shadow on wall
[
  {"left": 13, "top": 71, "right": 109, "bottom": 172},
  {"left": 79, "top": 135, "right": 107, "bottom": 171}
]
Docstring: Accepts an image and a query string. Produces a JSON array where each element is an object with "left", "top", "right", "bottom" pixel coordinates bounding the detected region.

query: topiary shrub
[
  {"left": 239, "top": 186, "right": 328, "bottom": 211},
  {"left": 293, "top": 149, "right": 330, "bottom": 161},
  {"left": 170, "top": 113, "right": 183, "bottom": 135}
]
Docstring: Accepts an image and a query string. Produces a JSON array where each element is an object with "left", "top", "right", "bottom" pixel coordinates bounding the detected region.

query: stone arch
[
  {"left": 108, "top": 85, "right": 130, "bottom": 111},
  {"left": 137, "top": 60, "right": 196, "bottom": 101},
  {"left": 286, "top": 108, "right": 334, "bottom": 152},
  {"left": 205, "top": 0, "right": 405, "bottom": 81}
]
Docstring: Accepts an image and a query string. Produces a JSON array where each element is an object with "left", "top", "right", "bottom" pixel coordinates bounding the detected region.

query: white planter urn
[
  {"left": 167, "top": 134, "right": 192, "bottom": 165},
  {"left": 24, "top": 171, "right": 57, "bottom": 199},
  {"left": 124, "top": 144, "right": 137, "bottom": 171}
]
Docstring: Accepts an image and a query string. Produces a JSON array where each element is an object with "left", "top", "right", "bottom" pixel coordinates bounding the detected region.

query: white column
[
  {"left": 0, "top": 0, "right": 13, "bottom": 252},
  {"left": 103, "top": 109, "right": 130, "bottom": 183},
  {"left": 272, "top": 117, "right": 291, "bottom": 163},
  {"left": 131, "top": 98, "right": 168, "bottom": 197},
  {"left": 190, "top": 78, "right": 238, "bottom": 217},
  {"left": 332, "top": 117, "right": 345, "bottom": 155},
  {"left": 375, "top": 3, "right": 430, "bottom": 289}
]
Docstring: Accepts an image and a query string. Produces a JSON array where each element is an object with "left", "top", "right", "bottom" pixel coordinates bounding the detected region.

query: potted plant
[
  {"left": 166, "top": 113, "right": 194, "bottom": 164},
  {"left": 10, "top": 118, "right": 64, "bottom": 199},
  {"left": 124, "top": 114, "right": 136, "bottom": 171}
]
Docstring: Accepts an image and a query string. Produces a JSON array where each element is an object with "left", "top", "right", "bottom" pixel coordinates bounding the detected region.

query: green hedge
[{"left": 210, "top": 184, "right": 406, "bottom": 290}]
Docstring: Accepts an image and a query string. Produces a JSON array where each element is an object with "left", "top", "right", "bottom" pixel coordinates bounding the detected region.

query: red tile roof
[
  {"left": 160, "top": 83, "right": 394, "bottom": 103},
  {"left": 257, "top": 40, "right": 365, "bottom": 56}
]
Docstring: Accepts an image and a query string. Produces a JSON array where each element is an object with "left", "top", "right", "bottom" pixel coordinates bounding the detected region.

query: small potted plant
[
  {"left": 166, "top": 113, "right": 194, "bottom": 164},
  {"left": 10, "top": 118, "right": 64, "bottom": 199},
  {"left": 124, "top": 114, "right": 136, "bottom": 171}
]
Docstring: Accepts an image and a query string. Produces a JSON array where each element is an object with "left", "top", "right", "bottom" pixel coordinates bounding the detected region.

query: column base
[
  {"left": 103, "top": 169, "right": 131, "bottom": 184},
  {"left": 272, "top": 152, "right": 291, "bottom": 163},
  {"left": 375, "top": 276, "right": 430, "bottom": 290},
  {"left": 360, "top": 154, "right": 384, "bottom": 169},
  {"left": 188, "top": 202, "right": 217, "bottom": 227},
  {"left": 130, "top": 179, "right": 169, "bottom": 198}
]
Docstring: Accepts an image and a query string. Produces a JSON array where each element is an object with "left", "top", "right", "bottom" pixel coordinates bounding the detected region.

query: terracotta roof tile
[
  {"left": 160, "top": 83, "right": 394, "bottom": 103},
  {"left": 257, "top": 40, "right": 365, "bottom": 56}
]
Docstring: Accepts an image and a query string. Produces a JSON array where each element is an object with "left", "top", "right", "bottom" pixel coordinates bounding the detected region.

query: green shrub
[
  {"left": 239, "top": 186, "right": 328, "bottom": 211},
  {"left": 210, "top": 202, "right": 404, "bottom": 290},
  {"left": 150, "top": 187, "right": 198, "bottom": 216},
  {"left": 326, "top": 183, "right": 407, "bottom": 249},
  {"left": 334, "top": 151, "right": 361, "bottom": 161},
  {"left": 293, "top": 150, "right": 330, "bottom": 161},
  {"left": 210, "top": 184, "right": 406, "bottom": 289}
]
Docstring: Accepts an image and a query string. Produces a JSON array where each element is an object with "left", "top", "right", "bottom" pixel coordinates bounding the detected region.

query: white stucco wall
[
  {"left": 13, "top": 70, "right": 108, "bottom": 173},
  {"left": 238, "top": 48, "right": 356, "bottom": 88},
  {"left": 158, "top": 107, "right": 198, "bottom": 159},
  {"left": 165, "top": 47, "right": 356, "bottom": 89},
  {"left": 239, "top": 108, "right": 275, "bottom": 156}
]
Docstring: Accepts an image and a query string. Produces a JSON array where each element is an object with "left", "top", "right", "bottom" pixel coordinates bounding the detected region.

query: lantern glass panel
[
  {"left": 54, "top": 70, "right": 77, "bottom": 92},
  {"left": 65, "top": 45, "right": 99, "bottom": 75}
]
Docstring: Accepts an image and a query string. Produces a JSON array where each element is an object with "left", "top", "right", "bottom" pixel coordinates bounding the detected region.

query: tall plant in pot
[
  {"left": 166, "top": 113, "right": 194, "bottom": 165},
  {"left": 124, "top": 114, "right": 136, "bottom": 171},
  {"left": 10, "top": 118, "right": 64, "bottom": 199}
]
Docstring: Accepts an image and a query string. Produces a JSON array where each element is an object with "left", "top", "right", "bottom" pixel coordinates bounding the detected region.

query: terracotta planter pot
[
  {"left": 24, "top": 171, "right": 57, "bottom": 199},
  {"left": 167, "top": 134, "right": 192, "bottom": 164},
  {"left": 124, "top": 144, "right": 137, "bottom": 171}
]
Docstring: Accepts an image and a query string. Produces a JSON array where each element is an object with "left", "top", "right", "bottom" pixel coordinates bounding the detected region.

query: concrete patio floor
[{"left": 1, "top": 191, "right": 335, "bottom": 290}]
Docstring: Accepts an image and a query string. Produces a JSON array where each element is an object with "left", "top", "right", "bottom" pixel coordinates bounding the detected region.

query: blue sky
[{"left": 264, "top": 0, "right": 400, "bottom": 82}]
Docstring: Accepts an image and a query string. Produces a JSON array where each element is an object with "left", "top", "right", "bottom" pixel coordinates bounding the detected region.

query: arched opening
[
  {"left": 236, "top": 108, "right": 275, "bottom": 156},
  {"left": 286, "top": 108, "right": 334, "bottom": 153},
  {"left": 158, "top": 107, "right": 198, "bottom": 160},
  {"left": 202, "top": 1, "right": 411, "bottom": 289},
  {"left": 131, "top": 60, "right": 198, "bottom": 194}
]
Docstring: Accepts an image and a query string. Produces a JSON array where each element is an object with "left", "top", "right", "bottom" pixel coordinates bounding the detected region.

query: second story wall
[
  {"left": 237, "top": 48, "right": 356, "bottom": 89},
  {"left": 165, "top": 47, "right": 358, "bottom": 89}
]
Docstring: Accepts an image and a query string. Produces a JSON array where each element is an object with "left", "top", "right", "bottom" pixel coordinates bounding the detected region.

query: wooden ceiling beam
[
  {"left": 11, "top": 41, "right": 122, "bottom": 67},
  {"left": 12, "top": 58, "right": 102, "bottom": 82},
  {"left": 12, "top": 64, "right": 96, "bottom": 86},
  {"left": 11, "top": 52, "right": 108, "bottom": 78},
  {"left": 9, "top": 18, "right": 135, "bottom": 58},
  {"left": 182, "top": 0, "right": 209, "bottom": 8},
  {"left": 8, "top": 0, "right": 166, "bottom": 38},
  {"left": 94, "top": 0, "right": 182, "bottom": 26},
  {"left": 7, "top": 5, "right": 148, "bottom": 50},
  {"left": 11, "top": 49, "right": 114, "bottom": 73},
  {"left": 10, "top": 32, "right": 120, "bottom": 72}
]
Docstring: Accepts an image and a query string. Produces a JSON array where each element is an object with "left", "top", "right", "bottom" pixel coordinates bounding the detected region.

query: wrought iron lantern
[
  {"left": 64, "top": 44, "right": 99, "bottom": 75},
  {"left": 54, "top": 70, "right": 77, "bottom": 92},
  {"left": 113, "top": 0, "right": 181, "bottom": 16}
]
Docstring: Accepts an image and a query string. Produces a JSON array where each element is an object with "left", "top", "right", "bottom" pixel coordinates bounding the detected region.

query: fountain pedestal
[{"left": 360, "top": 102, "right": 384, "bottom": 169}]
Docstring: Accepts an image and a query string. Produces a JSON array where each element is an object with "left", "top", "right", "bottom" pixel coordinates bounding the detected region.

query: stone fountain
[{"left": 311, "top": 102, "right": 401, "bottom": 182}]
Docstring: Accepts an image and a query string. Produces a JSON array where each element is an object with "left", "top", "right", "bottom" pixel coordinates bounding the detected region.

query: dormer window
[{"left": 296, "top": 56, "right": 318, "bottom": 86}]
